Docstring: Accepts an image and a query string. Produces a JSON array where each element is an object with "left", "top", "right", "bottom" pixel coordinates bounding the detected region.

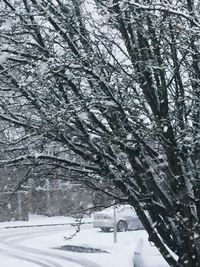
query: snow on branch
[
  {"left": 0, "top": 154, "right": 100, "bottom": 172},
  {"left": 130, "top": 2, "right": 200, "bottom": 28}
]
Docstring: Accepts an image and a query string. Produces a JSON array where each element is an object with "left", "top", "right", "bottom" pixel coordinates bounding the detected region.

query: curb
[{"left": 1, "top": 221, "right": 93, "bottom": 229}]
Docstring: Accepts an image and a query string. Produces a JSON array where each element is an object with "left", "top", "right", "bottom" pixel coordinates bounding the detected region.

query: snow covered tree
[{"left": 0, "top": 0, "right": 200, "bottom": 266}]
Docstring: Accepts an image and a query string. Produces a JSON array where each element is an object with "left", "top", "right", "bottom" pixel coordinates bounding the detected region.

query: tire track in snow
[
  {"left": 0, "top": 227, "right": 69, "bottom": 267},
  {"left": 0, "top": 248, "right": 54, "bottom": 267},
  {"left": 0, "top": 225, "right": 100, "bottom": 267}
]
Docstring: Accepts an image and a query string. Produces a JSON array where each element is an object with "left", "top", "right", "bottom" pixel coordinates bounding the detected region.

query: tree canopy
[{"left": 0, "top": 0, "right": 200, "bottom": 266}]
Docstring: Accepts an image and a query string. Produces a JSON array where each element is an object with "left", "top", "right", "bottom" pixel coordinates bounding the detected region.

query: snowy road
[
  {"left": 0, "top": 225, "right": 100, "bottom": 267},
  {"left": 0, "top": 215, "right": 148, "bottom": 267}
]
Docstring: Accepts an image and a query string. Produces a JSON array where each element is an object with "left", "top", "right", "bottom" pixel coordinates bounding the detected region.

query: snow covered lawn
[
  {"left": 60, "top": 227, "right": 148, "bottom": 267},
  {"left": 21, "top": 226, "right": 147, "bottom": 267}
]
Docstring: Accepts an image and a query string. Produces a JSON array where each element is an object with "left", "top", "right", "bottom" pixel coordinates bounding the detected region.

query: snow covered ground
[{"left": 0, "top": 214, "right": 169, "bottom": 267}]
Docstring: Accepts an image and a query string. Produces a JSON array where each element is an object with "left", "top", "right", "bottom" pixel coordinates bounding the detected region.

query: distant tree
[{"left": 0, "top": 0, "right": 200, "bottom": 266}]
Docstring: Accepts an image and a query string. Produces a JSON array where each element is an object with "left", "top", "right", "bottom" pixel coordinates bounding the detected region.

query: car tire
[
  {"left": 117, "top": 220, "right": 128, "bottom": 232},
  {"left": 101, "top": 227, "right": 111, "bottom": 232}
]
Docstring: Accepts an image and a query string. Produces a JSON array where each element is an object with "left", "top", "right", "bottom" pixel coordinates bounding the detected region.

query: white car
[
  {"left": 134, "top": 238, "right": 169, "bottom": 267},
  {"left": 93, "top": 205, "right": 144, "bottom": 232}
]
